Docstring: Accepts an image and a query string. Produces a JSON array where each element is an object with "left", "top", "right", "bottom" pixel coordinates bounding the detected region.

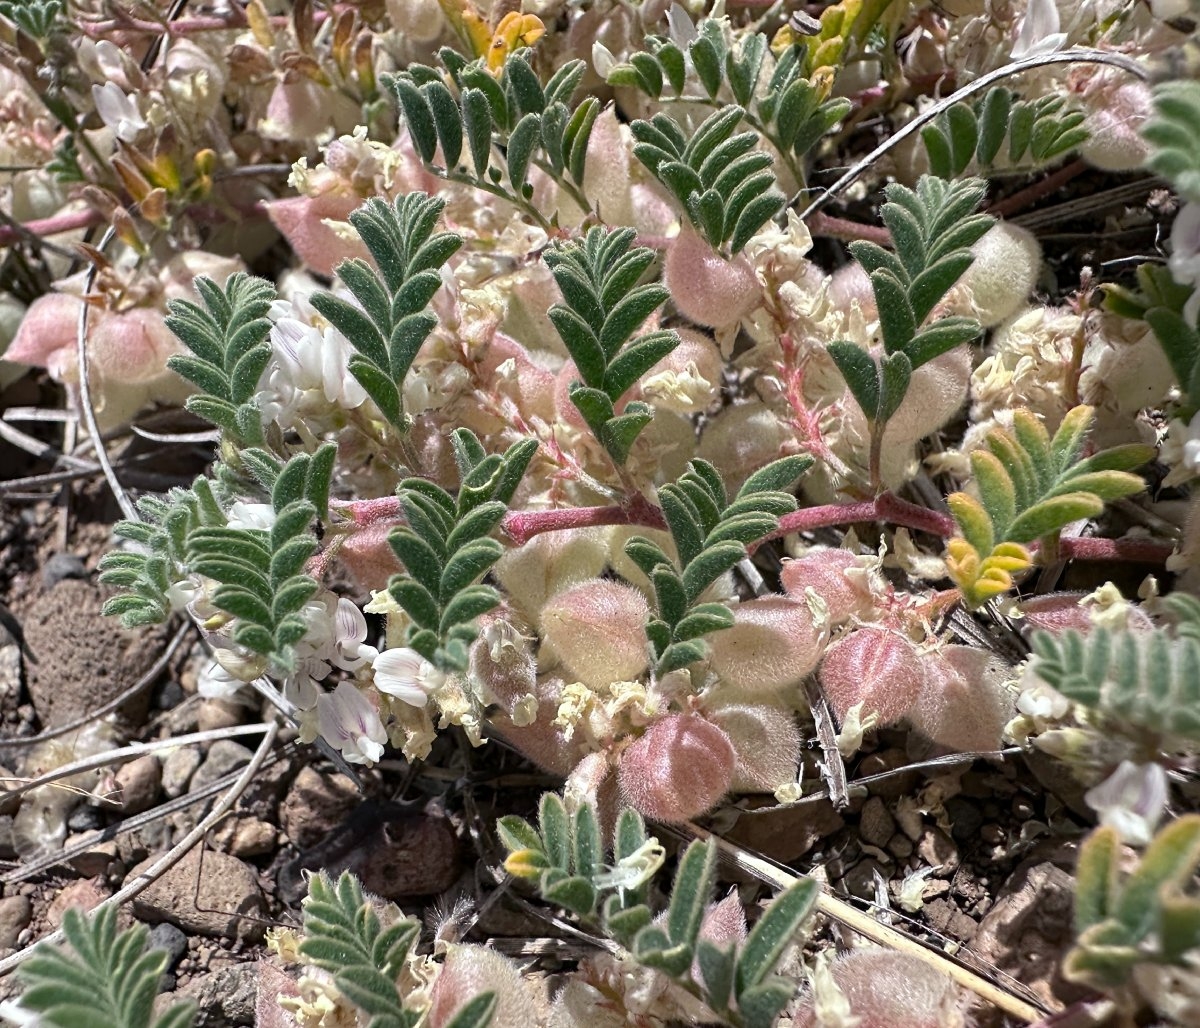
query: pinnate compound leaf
[{"left": 18, "top": 906, "right": 196, "bottom": 1028}]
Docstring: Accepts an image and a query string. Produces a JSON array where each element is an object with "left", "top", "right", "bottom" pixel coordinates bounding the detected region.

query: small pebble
[
  {"left": 41, "top": 553, "right": 87, "bottom": 590},
  {"left": 917, "top": 827, "right": 960, "bottom": 876},
  {"left": 116, "top": 755, "right": 163, "bottom": 815},
  {"left": 0, "top": 895, "right": 32, "bottom": 949},
  {"left": 944, "top": 797, "right": 984, "bottom": 841},
  {"left": 189, "top": 740, "right": 253, "bottom": 794},
  {"left": 149, "top": 923, "right": 189, "bottom": 969},
  {"left": 66, "top": 806, "right": 105, "bottom": 832},
  {"left": 859, "top": 797, "right": 896, "bottom": 849},
  {"left": 162, "top": 748, "right": 203, "bottom": 798}
]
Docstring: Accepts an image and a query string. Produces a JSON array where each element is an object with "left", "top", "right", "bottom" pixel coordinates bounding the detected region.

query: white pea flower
[
  {"left": 1181, "top": 411, "right": 1200, "bottom": 475},
  {"left": 317, "top": 681, "right": 387, "bottom": 765},
  {"left": 197, "top": 658, "right": 244, "bottom": 699},
  {"left": 373, "top": 647, "right": 441, "bottom": 706},
  {"left": 1084, "top": 760, "right": 1169, "bottom": 846},
  {"left": 1011, "top": 0, "right": 1068, "bottom": 59},
  {"left": 591, "top": 42, "right": 618, "bottom": 78},
  {"left": 225, "top": 501, "right": 276, "bottom": 532},
  {"left": 91, "top": 82, "right": 148, "bottom": 143},
  {"left": 1168, "top": 202, "right": 1200, "bottom": 328},
  {"left": 331, "top": 598, "right": 378, "bottom": 671},
  {"left": 258, "top": 316, "right": 368, "bottom": 427}
]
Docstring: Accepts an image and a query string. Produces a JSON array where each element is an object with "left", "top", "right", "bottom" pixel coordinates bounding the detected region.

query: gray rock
[
  {"left": 148, "top": 922, "right": 188, "bottom": 969},
  {"left": 116, "top": 755, "right": 162, "bottom": 814},
  {"left": 129, "top": 848, "right": 266, "bottom": 942},
  {"left": 968, "top": 859, "right": 1091, "bottom": 1019},
  {"left": 162, "top": 748, "right": 202, "bottom": 799},
  {"left": 189, "top": 740, "right": 253, "bottom": 795},
  {"left": 0, "top": 895, "right": 31, "bottom": 949},
  {"left": 181, "top": 964, "right": 258, "bottom": 1027},
  {"left": 0, "top": 641, "right": 20, "bottom": 723}
]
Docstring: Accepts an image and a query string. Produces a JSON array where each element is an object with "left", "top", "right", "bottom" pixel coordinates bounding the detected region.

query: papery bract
[
  {"left": 265, "top": 190, "right": 365, "bottom": 278},
  {"left": 1080, "top": 82, "right": 1152, "bottom": 172},
  {"left": 795, "top": 950, "right": 965, "bottom": 1028},
  {"left": 953, "top": 222, "right": 1042, "bottom": 329},
  {"left": 908, "top": 645, "right": 1013, "bottom": 754},
  {"left": 427, "top": 945, "right": 528, "bottom": 1028},
  {"left": 781, "top": 548, "right": 876, "bottom": 626},
  {"left": 709, "top": 704, "right": 802, "bottom": 793},
  {"left": 493, "top": 527, "right": 608, "bottom": 624}
]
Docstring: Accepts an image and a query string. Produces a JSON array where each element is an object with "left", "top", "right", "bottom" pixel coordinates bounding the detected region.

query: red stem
[
  {"left": 753, "top": 492, "right": 956, "bottom": 551},
  {"left": 334, "top": 494, "right": 1171, "bottom": 565},
  {"left": 502, "top": 494, "right": 667, "bottom": 546},
  {"left": 1057, "top": 536, "right": 1174, "bottom": 564},
  {"left": 985, "top": 159, "right": 1087, "bottom": 219}
]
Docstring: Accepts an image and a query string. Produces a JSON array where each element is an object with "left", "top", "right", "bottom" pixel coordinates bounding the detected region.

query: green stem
[
  {"left": 435, "top": 167, "right": 553, "bottom": 233},
  {"left": 868, "top": 421, "right": 884, "bottom": 494},
  {"left": 531, "top": 157, "right": 594, "bottom": 220}
]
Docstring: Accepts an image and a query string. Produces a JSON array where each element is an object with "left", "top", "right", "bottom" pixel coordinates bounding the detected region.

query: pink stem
[
  {"left": 502, "top": 495, "right": 667, "bottom": 546},
  {"left": 334, "top": 494, "right": 1171, "bottom": 565},
  {"left": 0, "top": 208, "right": 103, "bottom": 247},
  {"left": 807, "top": 212, "right": 892, "bottom": 247}
]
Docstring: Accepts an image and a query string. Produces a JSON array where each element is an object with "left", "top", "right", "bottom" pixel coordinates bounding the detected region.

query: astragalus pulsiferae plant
[{"left": 0, "top": 0, "right": 1195, "bottom": 1021}]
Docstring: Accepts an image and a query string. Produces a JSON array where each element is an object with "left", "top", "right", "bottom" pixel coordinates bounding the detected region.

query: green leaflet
[
  {"left": 922, "top": 86, "right": 1090, "bottom": 177},
  {"left": 628, "top": 456, "right": 809, "bottom": 675},
  {"left": 830, "top": 176, "right": 990, "bottom": 443},
  {"left": 546, "top": 227, "right": 681, "bottom": 465},
  {"left": 947, "top": 406, "right": 1151, "bottom": 606},
  {"left": 387, "top": 431, "right": 536, "bottom": 672},
  {"left": 384, "top": 51, "right": 599, "bottom": 226},
  {"left": 310, "top": 193, "right": 461, "bottom": 431},
  {"left": 16, "top": 906, "right": 197, "bottom": 1028},
  {"left": 631, "top": 106, "right": 784, "bottom": 254},
  {"left": 500, "top": 790, "right": 817, "bottom": 1027}
]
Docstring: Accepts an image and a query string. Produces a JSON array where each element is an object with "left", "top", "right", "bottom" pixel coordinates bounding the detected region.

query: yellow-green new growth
[{"left": 947, "top": 405, "right": 1152, "bottom": 607}]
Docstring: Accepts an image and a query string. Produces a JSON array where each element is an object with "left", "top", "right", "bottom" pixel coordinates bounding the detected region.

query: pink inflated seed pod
[
  {"left": 618, "top": 713, "right": 735, "bottom": 823},
  {"left": 538, "top": 580, "right": 650, "bottom": 689},
  {"left": 819, "top": 625, "right": 925, "bottom": 726},
  {"left": 664, "top": 227, "right": 761, "bottom": 329}
]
